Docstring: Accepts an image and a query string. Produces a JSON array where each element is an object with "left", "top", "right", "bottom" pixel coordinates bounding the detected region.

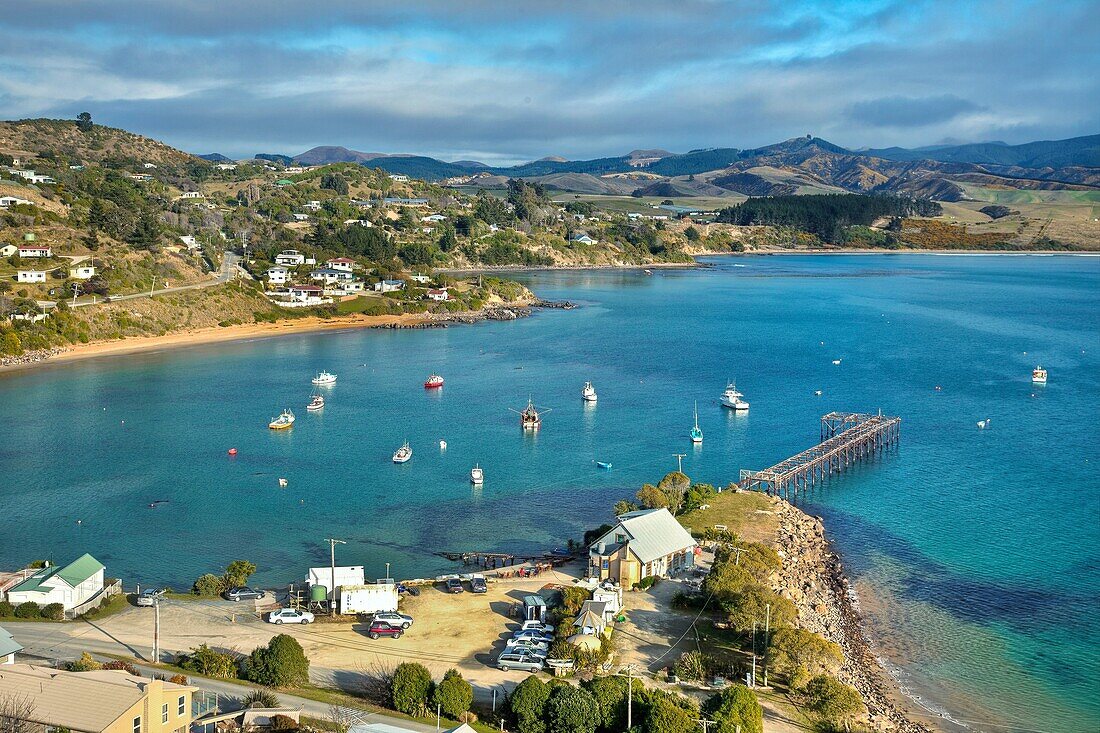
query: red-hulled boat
[{"left": 424, "top": 374, "right": 444, "bottom": 389}]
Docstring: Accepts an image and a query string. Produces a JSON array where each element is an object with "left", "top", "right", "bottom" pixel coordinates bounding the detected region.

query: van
[{"left": 496, "top": 651, "right": 544, "bottom": 672}]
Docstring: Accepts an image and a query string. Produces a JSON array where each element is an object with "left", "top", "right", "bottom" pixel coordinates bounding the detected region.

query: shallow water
[{"left": 1, "top": 254, "right": 1097, "bottom": 731}]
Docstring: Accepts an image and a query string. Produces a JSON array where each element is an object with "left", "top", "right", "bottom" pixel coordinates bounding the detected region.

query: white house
[
  {"left": 0, "top": 625, "right": 21, "bottom": 664},
  {"left": 179, "top": 235, "right": 199, "bottom": 249},
  {"left": 0, "top": 244, "right": 16, "bottom": 257},
  {"left": 310, "top": 268, "right": 353, "bottom": 284},
  {"left": 303, "top": 200, "right": 322, "bottom": 211},
  {"left": 421, "top": 214, "right": 447, "bottom": 223},
  {"left": 425, "top": 288, "right": 450, "bottom": 302},
  {"left": 5, "top": 554, "right": 105, "bottom": 612},
  {"left": 388, "top": 173, "right": 410, "bottom": 182},
  {"left": 570, "top": 232, "right": 598, "bottom": 244},
  {"left": 177, "top": 191, "right": 203, "bottom": 200},
  {"left": 343, "top": 219, "right": 373, "bottom": 227},
  {"left": 266, "top": 266, "right": 289, "bottom": 285},
  {"left": 326, "top": 258, "right": 355, "bottom": 272},
  {"left": 17, "top": 245, "right": 52, "bottom": 258},
  {"left": 409, "top": 273, "right": 432, "bottom": 284},
  {"left": 69, "top": 265, "right": 95, "bottom": 280},
  {"left": 275, "top": 250, "right": 306, "bottom": 266},
  {"left": 16, "top": 270, "right": 46, "bottom": 284},
  {"left": 589, "top": 508, "right": 697, "bottom": 587},
  {"left": 215, "top": 163, "right": 238, "bottom": 171},
  {"left": 292, "top": 213, "right": 311, "bottom": 221},
  {"left": 286, "top": 284, "right": 325, "bottom": 304},
  {"left": 374, "top": 279, "right": 405, "bottom": 293},
  {"left": 343, "top": 280, "right": 366, "bottom": 293},
  {"left": 142, "top": 162, "right": 158, "bottom": 169},
  {"left": 0, "top": 196, "right": 32, "bottom": 208}
]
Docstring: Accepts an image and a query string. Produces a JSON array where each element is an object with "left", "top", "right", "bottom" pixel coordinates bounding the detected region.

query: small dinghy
[{"left": 595, "top": 461, "right": 612, "bottom": 470}]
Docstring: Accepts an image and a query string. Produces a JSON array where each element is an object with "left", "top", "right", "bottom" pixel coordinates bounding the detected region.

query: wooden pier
[{"left": 738, "top": 411, "right": 900, "bottom": 498}]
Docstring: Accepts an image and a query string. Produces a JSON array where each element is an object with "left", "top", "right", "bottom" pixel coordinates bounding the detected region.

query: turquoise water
[{"left": 1, "top": 254, "right": 1097, "bottom": 731}]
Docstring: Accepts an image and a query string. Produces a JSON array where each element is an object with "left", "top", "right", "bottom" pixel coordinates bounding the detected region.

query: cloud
[
  {"left": 0, "top": 0, "right": 1097, "bottom": 160},
  {"left": 845, "top": 95, "right": 985, "bottom": 128}
]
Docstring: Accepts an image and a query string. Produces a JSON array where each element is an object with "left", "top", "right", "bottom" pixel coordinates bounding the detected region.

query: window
[
  {"left": 162, "top": 703, "right": 168, "bottom": 723},
  {"left": 178, "top": 695, "right": 185, "bottom": 716},
  {"left": 133, "top": 716, "right": 141, "bottom": 733},
  {"left": 615, "top": 533, "right": 627, "bottom": 544}
]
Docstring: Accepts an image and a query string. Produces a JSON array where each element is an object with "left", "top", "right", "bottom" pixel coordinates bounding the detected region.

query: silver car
[
  {"left": 506, "top": 639, "right": 549, "bottom": 657},
  {"left": 372, "top": 611, "right": 414, "bottom": 629},
  {"left": 136, "top": 588, "right": 165, "bottom": 607},
  {"left": 496, "top": 651, "right": 545, "bottom": 672}
]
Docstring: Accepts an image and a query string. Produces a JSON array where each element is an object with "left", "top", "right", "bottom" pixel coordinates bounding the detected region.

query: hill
[
  {"left": 0, "top": 118, "right": 200, "bottom": 166},
  {"left": 199, "top": 153, "right": 233, "bottom": 162},
  {"left": 864, "top": 134, "right": 1100, "bottom": 168}
]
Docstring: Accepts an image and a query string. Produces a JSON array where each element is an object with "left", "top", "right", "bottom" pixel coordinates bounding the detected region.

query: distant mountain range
[{"left": 245, "top": 134, "right": 1099, "bottom": 200}]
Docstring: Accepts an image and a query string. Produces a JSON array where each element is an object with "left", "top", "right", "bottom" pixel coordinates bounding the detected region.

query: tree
[
  {"left": 723, "top": 583, "right": 796, "bottom": 634},
  {"left": 241, "top": 688, "right": 280, "bottom": 708},
  {"left": 642, "top": 691, "right": 697, "bottom": 733},
  {"left": 803, "top": 675, "right": 864, "bottom": 731},
  {"left": 179, "top": 644, "right": 239, "bottom": 679},
  {"left": 224, "top": 560, "right": 257, "bottom": 587},
  {"left": 0, "top": 331, "right": 21, "bottom": 356},
  {"left": 321, "top": 173, "right": 349, "bottom": 195},
  {"left": 545, "top": 685, "right": 598, "bottom": 733},
  {"left": 636, "top": 483, "right": 668, "bottom": 509},
  {"left": 684, "top": 226, "right": 700, "bottom": 242},
  {"left": 76, "top": 111, "right": 93, "bottom": 132},
  {"left": 767, "top": 628, "right": 843, "bottom": 691},
  {"left": 612, "top": 500, "right": 638, "bottom": 515},
  {"left": 192, "top": 573, "right": 224, "bottom": 596},
  {"left": 126, "top": 209, "right": 162, "bottom": 250},
  {"left": 703, "top": 685, "right": 763, "bottom": 733},
  {"left": 507, "top": 675, "right": 550, "bottom": 733},
  {"left": 438, "top": 224, "right": 457, "bottom": 252},
  {"left": 0, "top": 693, "right": 38, "bottom": 733},
  {"left": 656, "top": 471, "right": 691, "bottom": 511},
  {"left": 245, "top": 634, "right": 310, "bottom": 688},
  {"left": 390, "top": 662, "right": 433, "bottom": 716},
  {"left": 674, "top": 651, "right": 707, "bottom": 681},
  {"left": 68, "top": 652, "right": 102, "bottom": 672},
  {"left": 432, "top": 668, "right": 473, "bottom": 719},
  {"left": 582, "top": 676, "right": 636, "bottom": 733}
]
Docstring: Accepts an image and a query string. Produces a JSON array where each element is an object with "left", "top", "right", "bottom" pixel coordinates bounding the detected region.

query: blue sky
[{"left": 2, "top": 1, "right": 1097, "bottom": 163}]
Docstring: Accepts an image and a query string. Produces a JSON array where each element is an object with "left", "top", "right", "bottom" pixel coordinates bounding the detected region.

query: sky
[{"left": 2, "top": 0, "right": 1098, "bottom": 164}]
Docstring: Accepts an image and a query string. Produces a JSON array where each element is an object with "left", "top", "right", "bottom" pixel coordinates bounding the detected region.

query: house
[
  {"left": 425, "top": 288, "right": 450, "bottom": 302},
  {"left": 287, "top": 284, "right": 324, "bottom": 302},
  {"left": 421, "top": 214, "right": 447, "bottom": 222},
  {"left": 70, "top": 265, "right": 96, "bottom": 280},
  {"left": 0, "top": 625, "right": 21, "bottom": 664},
  {"left": 343, "top": 218, "right": 373, "bottom": 227},
  {"left": 0, "top": 244, "right": 16, "bottom": 257},
  {"left": 129, "top": 173, "right": 153, "bottom": 182},
  {"left": 266, "top": 266, "right": 289, "bottom": 285},
  {"left": 6, "top": 554, "right": 105, "bottom": 611},
  {"left": 326, "top": 257, "right": 355, "bottom": 272},
  {"left": 570, "top": 232, "right": 597, "bottom": 244},
  {"left": 383, "top": 197, "right": 429, "bottom": 206},
  {"left": 388, "top": 173, "right": 410, "bottom": 182},
  {"left": 343, "top": 280, "right": 366, "bottom": 293},
  {"left": 70, "top": 164, "right": 85, "bottom": 170},
  {"left": 409, "top": 273, "right": 431, "bottom": 284},
  {"left": 292, "top": 213, "right": 311, "bottom": 221},
  {"left": 285, "top": 166, "right": 305, "bottom": 174},
  {"left": 0, "top": 195, "right": 32, "bottom": 208},
  {"left": 142, "top": 162, "right": 158, "bottom": 169},
  {"left": 17, "top": 244, "right": 52, "bottom": 258},
  {"left": 177, "top": 191, "right": 203, "bottom": 200},
  {"left": 0, "top": 664, "right": 197, "bottom": 733},
  {"left": 374, "top": 279, "right": 405, "bottom": 293},
  {"left": 16, "top": 270, "right": 46, "bottom": 283},
  {"left": 303, "top": 200, "right": 322, "bottom": 211},
  {"left": 573, "top": 602, "right": 608, "bottom": 636},
  {"left": 178, "top": 235, "right": 199, "bottom": 249},
  {"left": 11, "top": 170, "right": 55, "bottom": 184},
  {"left": 215, "top": 163, "right": 237, "bottom": 170},
  {"left": 275, "top": 249, "right": 306, "bottom": 266},
  {"left": 588, "top": 508, "right": 697, "bottom": 587},
  {"left": 310, "top": 268, "right": 353, "bottom": 284}
]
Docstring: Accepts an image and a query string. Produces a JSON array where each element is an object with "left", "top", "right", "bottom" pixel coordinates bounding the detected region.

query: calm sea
[{"left": 1, "top": 254, "right": 1097, "bottom": 731}]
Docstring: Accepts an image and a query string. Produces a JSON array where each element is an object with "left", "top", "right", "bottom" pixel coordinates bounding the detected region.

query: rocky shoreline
[
  {"left": 772, "top": 497, "right": 934, "bottom": 733},
  {"left": 0, "top": 347, "right": 69, "bottom": 368}
]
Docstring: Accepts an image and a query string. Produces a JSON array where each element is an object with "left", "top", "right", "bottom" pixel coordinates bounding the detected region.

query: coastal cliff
[{"left": 772, "top": 498, "right": 935, "bottom": 733}]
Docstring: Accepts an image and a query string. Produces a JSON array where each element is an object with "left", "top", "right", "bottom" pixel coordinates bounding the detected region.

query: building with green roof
[
  {"left": 0, "top": 624, "right": 22, "bottom": 664},
  {"left": 6, "top": 553, "right": 105, "bottom": 611}
]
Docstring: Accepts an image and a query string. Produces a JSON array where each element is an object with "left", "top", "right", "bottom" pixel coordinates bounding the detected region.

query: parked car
[
  {"left": 224, "top": 586, "right": 266, "bottom": 602},
  {"left": 470, "top": 576, "right": 487, "bottom": 593},
  {"left": 268, "top": 608, "right": 314, "bottom": 625},
  {"left": 512, "top": 629, "right": 554, "bottom": 643},
  {"left": 444, "top": 578, "right": 464, "bottom": 594},
  {"left": 373, "top": 611, "right": 413, "bottom": 629},
  {"left": 519, "top": 620, "right": 555, "bottom": 633},
  {"left": 397, "top": 583, "right": 421, "bottom": 596},
  {"left": 367, "top": 621, "right": 404, "bottom": 640},
  {"left": 497, "top": 651, "right": 545, "bottom": 672},
  {"left": 136, "top": 588, "right": 165, "bottom": 607},
  {"left": 507, "top": 638, "right": 550, "bottom": 655}
]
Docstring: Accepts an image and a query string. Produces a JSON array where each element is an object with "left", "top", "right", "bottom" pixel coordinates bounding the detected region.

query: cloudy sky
[{"left": 2, "top": 0, "right": 1097, "bottom": 163}]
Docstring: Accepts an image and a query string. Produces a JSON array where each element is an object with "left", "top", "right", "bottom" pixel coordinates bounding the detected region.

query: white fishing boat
[
  {"left": 470, "top": 464, "right": 484, "bottom": 484},
  {"left": 690, "top": 402, "right": 703, "bottom": 444},
  {"left": 582, "top": 381, "right": 598, "bottom": 402},
  {"left": 1032, "top": 365, "right": 1047, "bottom": 384},
  {"left": 268, "top": 409, "right": 295, "bottom": 430},
  {"left": 392, "top": 441, "right": 412, "bottom": 463},
  {"left": 306, "top": 394, "right": 325, "bottom": 411},
  {"left": 832, "top": 359, "right": 842, "bottom": 366},
  {"left": 720, "top": 382, "right": 749, "bottom": 411},
  {"left": 312, "top": 371, "right": 338, "bottom": 385}
]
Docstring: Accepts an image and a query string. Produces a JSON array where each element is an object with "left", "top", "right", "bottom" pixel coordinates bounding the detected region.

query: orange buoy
[{"left": 227, "top": 448, "right": 238, "bottom": 456}]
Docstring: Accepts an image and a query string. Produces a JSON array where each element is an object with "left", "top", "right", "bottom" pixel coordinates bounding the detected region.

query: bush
[
  {"left": 803, "top": 674, "right": 864, "bottom": 730},
  {"left": 703, "top": 685, "right": 763, "bottom": 733},
  {"left": 224, "top": 560, "right": 257, "bottom": 588},
  {"left": 40, "top": 602, "right": 65, "bottom": 621},
  {"left": 14, "top": 602, "right": 40, "bottom": 619},
  {"left": 767, "top": 628, "right": 844, "bottom": 691},
  {"left": 674, "top": 651, "right": 707, "bottom": 681},
  {"left": 241, "top": 687, "right": 280, "bottom": 708},
  {"left": 101, "top": 660, "right": 139, "bottom": 675},
  {"left": 69, "top": 652, "right": 102, "bottom": 671},
  {"left": 168, "top": 674, "right": 190, "bottom": 685},
  {"left": 0, "top": 601, "right": 15, "bottom": 617},
  {"left": 546, "top": 684, "right": 599, "bottom": 733},
  {"left": 178, "top": 643, "right": 239, "bottom": 679},
  {"left": 192, "top": 573, "right": 225, "bottom": 596},
  {"left": 560, "top": 586, "right": 590, "bottom": 616},
  {"left": 643, "top": 691, "right": 697, "bottom": 733},
  {"left": 432, "top": 668, "right": 473, "bottom": 720},
  {"left": 270, "top": 715, "right": 299, "bottom": 731},
  {"left": 245, "top": 634, "right": 310, "bottom": 688},
  {"left": 634, "top": 576, "right": 659, "bottom": 591},
  {"left": 391, "top": 662, "right": 433, "bottom": 716},
  {"left": 507, "top": 675, "right": 550, "bottom": 733}
]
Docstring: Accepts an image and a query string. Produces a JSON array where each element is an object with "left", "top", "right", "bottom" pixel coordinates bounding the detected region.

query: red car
[{"left": 367, "top": 621, "right": 404, "bottom": 640}]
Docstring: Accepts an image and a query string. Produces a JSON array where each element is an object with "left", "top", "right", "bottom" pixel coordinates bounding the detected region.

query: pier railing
[{"left": 738, "top": 411, "right": 900, "bottom": 498}]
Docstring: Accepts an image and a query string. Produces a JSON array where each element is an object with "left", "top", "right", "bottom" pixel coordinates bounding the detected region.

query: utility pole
[
  {"left": 763, "top": 602, "right": 771, "bottom": 687},
  {"left": 152, "top": 596, "right": 160, "bottom": 664},
  {"left": 731, "top": 546, "right": 747, "bottom": 565},
  {"left": 673, "top": 453, "right": 686, "bottom": 473},
  {"left": 71, "top": 281, "right": 81, "bottom": 307},
  {"left": 324, "top": 538, "right": 346, "bottom": 616},
  {"left": 149, "top": 275, "right": 156, "bottom": 296},
  {"left": 385, "top": 562, "right": 391, "bottom": 582},
  {"left": 614, "top": 664, "right": 636, "bottom": 731},
  {"left": 696, "top": 719, "right": 717, "bottom": 733},
  {"left": 751, "top": 620, "right": 757, "bottom": 687}
]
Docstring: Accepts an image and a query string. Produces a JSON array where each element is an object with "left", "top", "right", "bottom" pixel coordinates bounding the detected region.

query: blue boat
[
  {"left": 690, "top": 401, "right": 703, "bottom": 444},
  {"left": 595, "top": 461, "right": 612, "bottom": 470}
]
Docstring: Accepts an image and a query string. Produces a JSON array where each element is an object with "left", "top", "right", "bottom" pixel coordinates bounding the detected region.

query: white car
[
  {"left": 506, "top": 638, "right": 549, "bottom": 655},
  {"left": 268, "top": 608, "right": 314, "bottom": 625},
  {"left": 519, "top": 620, "right": 555, "bottom": 633}
]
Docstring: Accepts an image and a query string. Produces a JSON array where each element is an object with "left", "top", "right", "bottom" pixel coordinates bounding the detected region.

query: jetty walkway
[{"left": 738, "top": 411, "right": 900, "bottom": 498}]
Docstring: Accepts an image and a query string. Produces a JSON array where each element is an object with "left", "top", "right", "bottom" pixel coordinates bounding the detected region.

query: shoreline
[{"left": 773, "top": 497, "right": 941, "bottom": 732}]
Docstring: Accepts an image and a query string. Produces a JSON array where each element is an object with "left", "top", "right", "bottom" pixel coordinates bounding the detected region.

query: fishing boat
[
  {"left": 690, "top": 401, "right": 703, "bottom": 444},
  {"left": 392, "top": 441, "right": 412, "bottom": 463},
  {"left": 831, "top": 359, "right": 842, "bottom": 366},
  {"left": 720, "top": 382, "right": 749, "bottom": 411},
  {"left": 470, "top": 464, "right": 484, "bottom": 484},
  {"left": 312, "top": 371, "right": 337, "bottom": 386},
  {"left": 814, "top": 390, "right": 823, "bottom": 396},
  {"left": 1032, "top": 365, "right": 1047, "bottom": 384},
  {"left": 424, "top": 374, "right": 444, "bottom": 389},
  {"left": 595, "top": 461, "right": 612, "bottom": 470},
  {"left": 511, "top": 398, "right": 547, "bottom": 430},
  {"left": 306, "top": 394, "right": 325, "bottom": 411},
  {"left": 268, "top": 409, "right": 295, "bottom": 430},
  {"left": 581, "top": 381, "right": 598, "bottom": 402}
]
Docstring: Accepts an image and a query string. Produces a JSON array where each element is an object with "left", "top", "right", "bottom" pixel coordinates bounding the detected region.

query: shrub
[
  {"left": 432, "top": 668, "right": 473, "bottom": 720},
  {"left": 178, "top": 644, "right": 238, "bottom": 679},
  {"left": 634, "top": 576, "right": 659, "bottom": 591},
  {"left": 40, "top": 603, "right": 65, "bottom": 621},
  {"left": 191, "top": 573, "right": 224, "bottom": 596},
  {"left": 14, "top": 602, "right": 40, "bottom": 619},
  {"left": 245, "top": 634, "right": 310, "bottom": 688},
  {"left": 674, "top": 651, "right": 707, "bottom": 681},
  {"left": 241, "top": 687, "right": 280, "bottom": 708},
  {"left": 507, "top": 675, "right": 550, "bottom": 733},
  {"left": 69, "top": 652, "right": 102, "bottom": 671},
  {"left": 643, "top": 691, "right": 697, "bottom": 733},
  {"left": 767, "top": 628, "right": 844, "bottom": 691},
  {"left": 101, "top": 660, "right": 139, "bottom": 675},
  {"left": 560, "top": 586, "right": 590, "bottom": 616},
  {"left": 545, "top": 684, "right": 598, "bottom": 733},
  {"left": 224, "top": 560, "right": 257, "bottom": 588},
  {"left": 270, "top": 715, "right": 299, "bottom": 731},
  {"left": 703, "top": 685, "right": 763, "bottom": 733},
  {"left": 803, "top": 674, "right": 864, "bottom": 730},
  {"left": 168, "top": 674, "right": 190, "bottom": 685},
  {"left": 391, "top": 662, "right": 433, "bottom": 716},
  {"left": 0, "top": 601, "right": 15, "bottom": 617}
]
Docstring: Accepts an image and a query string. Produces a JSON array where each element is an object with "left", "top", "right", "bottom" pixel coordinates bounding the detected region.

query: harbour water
[{"left": 1, "top": 254, "right": 1097, "bottom": 731}]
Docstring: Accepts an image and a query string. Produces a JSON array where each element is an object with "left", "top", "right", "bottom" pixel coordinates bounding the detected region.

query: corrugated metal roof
[
  {"left": 57, "top": 553, "right": 104, "bottom": 587},
  {"left": 609, "top": 508, "right": 696, "bottom": 564},
  {"left": 0, "top": 625, "right": 22, "bottom": 658}
]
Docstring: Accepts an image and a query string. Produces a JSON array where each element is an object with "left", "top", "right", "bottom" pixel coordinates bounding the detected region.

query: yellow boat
[{"left": 269, "top": 409, "right": 295, "bottom": 430}]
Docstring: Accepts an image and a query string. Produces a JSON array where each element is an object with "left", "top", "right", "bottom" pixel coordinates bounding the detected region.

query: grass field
[{"left": 678, "top": 489, "right": 779, "bottom": 544}]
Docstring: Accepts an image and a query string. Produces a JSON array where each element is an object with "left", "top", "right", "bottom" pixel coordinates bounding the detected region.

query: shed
[{"left": 522, "top": 594, "right": 547, "bottom": 623}]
